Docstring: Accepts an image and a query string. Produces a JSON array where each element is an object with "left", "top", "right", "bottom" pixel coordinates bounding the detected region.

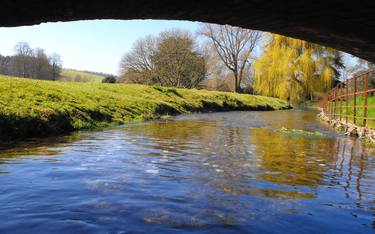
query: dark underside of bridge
[{"left": 1, "top": 0, "right": 374, "bottom": 63}]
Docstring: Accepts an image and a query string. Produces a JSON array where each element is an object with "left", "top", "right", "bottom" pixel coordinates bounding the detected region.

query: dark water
[{"left": 0, "top": 110, "right": 374, "bottom": 233}]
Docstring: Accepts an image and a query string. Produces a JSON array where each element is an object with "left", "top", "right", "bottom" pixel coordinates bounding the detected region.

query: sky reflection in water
[{"left": 0, "top": 110, "right": 374, "bottom": 233}]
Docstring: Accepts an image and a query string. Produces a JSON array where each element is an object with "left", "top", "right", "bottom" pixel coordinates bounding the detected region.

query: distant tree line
[{"left": 0, "top": 42, "right": 62, "bottom": 80}]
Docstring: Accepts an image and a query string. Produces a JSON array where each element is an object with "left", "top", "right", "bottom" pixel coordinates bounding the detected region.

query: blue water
[{"left": 0, "top": 110, "right": 374, "bottom": 233}]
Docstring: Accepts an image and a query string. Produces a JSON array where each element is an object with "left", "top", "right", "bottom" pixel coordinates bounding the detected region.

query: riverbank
[
  {"left": 318, "top": 109, "right": 375, "bottom": 144},
  {"left": 0, "top": 75, "right": 289, "bottom": 141}
]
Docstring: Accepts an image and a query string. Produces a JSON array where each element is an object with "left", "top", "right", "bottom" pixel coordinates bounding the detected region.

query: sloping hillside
[{"left": 59, "top": 69, "right": 105, "bottom": 82}]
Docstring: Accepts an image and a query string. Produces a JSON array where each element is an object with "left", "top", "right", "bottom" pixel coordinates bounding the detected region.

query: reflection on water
[{"left": 0, "top": 110, "right": 374, "bottom": 233}]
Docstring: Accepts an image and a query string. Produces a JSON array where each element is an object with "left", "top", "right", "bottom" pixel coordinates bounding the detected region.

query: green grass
[
  {"left": 330, "top": 96, "right": 375, "bottom": 128},
  {"left": 58, "top": 69, "right": 104, "bottom": 83},
  {"left": 0, "top": 75, "right": 289, "bottom": 140}
]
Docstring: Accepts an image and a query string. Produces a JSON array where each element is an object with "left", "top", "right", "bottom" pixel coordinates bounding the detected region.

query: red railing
[{"left": 322, "top": 69, "right": 375, "bottom": 128}]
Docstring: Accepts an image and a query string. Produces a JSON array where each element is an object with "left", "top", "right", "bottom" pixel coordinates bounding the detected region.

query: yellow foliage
[{"left": 253, "top": 34, "right": 343, "bottom": 103}]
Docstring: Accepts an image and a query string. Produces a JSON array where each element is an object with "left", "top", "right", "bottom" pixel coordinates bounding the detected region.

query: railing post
[
  {"left": 346, "top": 79, "right": 349, "bottom": 125},
  {"left": 353, "top": 76, "right": 357, "bottom": 125},
  {"left": 328, "top": 90, "right": 331, "bottom": 122},
  {"left": 334, "top": 86, "right": 338, "bottom": 120},
  {"left": 363, "top": 73, "right": 369, "bottom": 127},
  {"left": 340, "top": 83, "right": 343, "bottom": 122},
  {"left": 331, "top": 87, "right": 335, "bottom": 120}
]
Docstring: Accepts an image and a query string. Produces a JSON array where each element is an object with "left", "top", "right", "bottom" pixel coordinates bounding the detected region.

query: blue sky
[
  {"left": 0, "top": 19, "right": 356, "bottom": 76},
  {"left": 0, "top": 20, "right": 200, "bottom": 75}
]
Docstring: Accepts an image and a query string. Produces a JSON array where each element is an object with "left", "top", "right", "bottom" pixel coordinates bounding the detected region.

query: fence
[{"left": 322, "top": 69, "right": 375, "bottom": 128}]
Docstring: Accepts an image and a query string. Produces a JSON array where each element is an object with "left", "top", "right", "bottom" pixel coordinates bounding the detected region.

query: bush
[{"left": 102, "top": 75, "right": 117, "bottom": 83}]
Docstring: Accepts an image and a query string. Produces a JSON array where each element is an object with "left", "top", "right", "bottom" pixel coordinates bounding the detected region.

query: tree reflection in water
[
  {"left": 120, "top": 117, "right": 373, "bottom": 203},
  {"left": 0, "top": 111, "right": 374, "bottom": 232}
]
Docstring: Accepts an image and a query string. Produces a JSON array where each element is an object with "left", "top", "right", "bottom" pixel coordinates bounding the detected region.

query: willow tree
[{"left": 253, "top": 34, "right": 344, "bottom": 102}]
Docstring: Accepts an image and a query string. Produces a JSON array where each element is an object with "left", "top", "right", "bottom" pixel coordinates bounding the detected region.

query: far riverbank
[{"left": 0, "top": 75, "right": 290, "bottom": 141}]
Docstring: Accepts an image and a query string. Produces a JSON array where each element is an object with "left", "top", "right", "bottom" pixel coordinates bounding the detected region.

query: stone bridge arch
[{"left": 1, "top": 0, "right": 374, "bottom": 62}]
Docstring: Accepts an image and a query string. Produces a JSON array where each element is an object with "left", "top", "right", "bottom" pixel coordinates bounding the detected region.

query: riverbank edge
[
  {"left": 318, "top": 109, "right": 375, "bottom": 144},
  {"left": 0, "top": 76, "right": 290, "bottom": 142}
]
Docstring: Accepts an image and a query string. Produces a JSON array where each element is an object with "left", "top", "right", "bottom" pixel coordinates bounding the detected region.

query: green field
[
  {"left": 0, "top": 75, "right": 289, "bottom": 140},
  {"left": 330, "top": 96, "right": 375, "bottom": 128},
  {"left": 58, "top": 69, "right": 105, "bottom": 83}
]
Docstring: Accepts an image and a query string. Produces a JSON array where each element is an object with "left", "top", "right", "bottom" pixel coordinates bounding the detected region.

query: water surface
[{"left": 0, "top": 110, "right": 374, "bottom": 233}]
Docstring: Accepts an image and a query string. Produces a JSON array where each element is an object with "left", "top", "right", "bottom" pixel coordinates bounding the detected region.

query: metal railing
[{"left": 322, "top": 69, "right": 375, "bottom": 128}]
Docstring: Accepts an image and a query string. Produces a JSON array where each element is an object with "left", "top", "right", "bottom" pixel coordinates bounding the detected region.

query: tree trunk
[{"left": 234, "top": 73, "right": 238, "bottom": 93}]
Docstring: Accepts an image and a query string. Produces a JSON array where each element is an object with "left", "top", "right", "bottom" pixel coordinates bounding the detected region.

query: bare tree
[
  {"left": 199, "top": 24, "right": 262, "bottom": 92},
  {"left": 152, "top": 32, "right": 206, "bottom": 88},
  {"left": 119, "top": 35, "right": 158, "bottom": 84},
  {"left": 0, "top": 55, "right": 11, "bottom": 75},
  {"left": 119, "top": 29, "right": 206, "bottom": 88},
  {"left": 33, "top": 48, "right": 52, "bottom": 80},
  {"left": 49, "top": 53, "right": 62, "bottom": 81},
  {"left": 202, "top": 43, "right": 227, "bottom": 81},
  {"left": 11, "top": 42, "right": 33, "bottom": 78}
]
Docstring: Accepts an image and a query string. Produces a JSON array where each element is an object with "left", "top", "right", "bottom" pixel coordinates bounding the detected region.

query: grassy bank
[
  {"left": 332, "top": 96, "right": 375, "bottom": 128},
  {"left": 59, "top": 69, "right": 104, "bottom": 82},
  {"left": 0, "top": 75, "right": 289, "bottom": 140}
]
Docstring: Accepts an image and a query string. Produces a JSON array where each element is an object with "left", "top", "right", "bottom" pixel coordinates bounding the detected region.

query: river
[{"left": 0, "top": 109, "right": 374, "bottom": 233}]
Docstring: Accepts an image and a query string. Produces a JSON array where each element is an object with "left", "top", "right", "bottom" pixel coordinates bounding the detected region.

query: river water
[{"left": 0, "top": 109, "right": 374, "bottom": 233}]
